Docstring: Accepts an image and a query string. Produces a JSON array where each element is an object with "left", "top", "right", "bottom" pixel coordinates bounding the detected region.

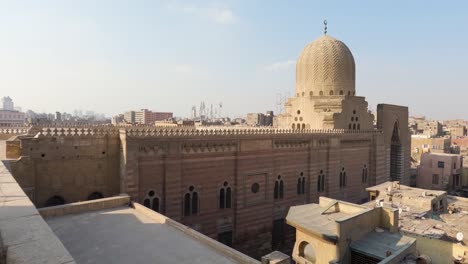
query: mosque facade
[{"left": 5, "top": 31, "right": 410, "bottom": 258}]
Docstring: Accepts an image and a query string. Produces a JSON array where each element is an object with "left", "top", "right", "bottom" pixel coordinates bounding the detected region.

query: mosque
[{"left": 4, "top": 26, "right": 410, "bottom": 258}]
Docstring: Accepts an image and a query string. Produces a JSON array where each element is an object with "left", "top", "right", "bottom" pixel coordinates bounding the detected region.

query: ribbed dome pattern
[{"left": 296, "top": 35, "right": 355, "bottom": 96}]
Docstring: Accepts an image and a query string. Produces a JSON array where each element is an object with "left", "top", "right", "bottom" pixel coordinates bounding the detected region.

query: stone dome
[{"left": 296, "top": 35, "right": 355, "bottom": 97}]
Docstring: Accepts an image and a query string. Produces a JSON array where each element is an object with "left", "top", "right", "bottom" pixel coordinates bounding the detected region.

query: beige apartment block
[
  {"left": 411, "top": 134, "right": 451, "bottom": 162},
  {"left": 417, "top": 152, "right": 464, "bottom": 191}
]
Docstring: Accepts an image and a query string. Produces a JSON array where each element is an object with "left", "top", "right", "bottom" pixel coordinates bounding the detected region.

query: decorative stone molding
[
  {"left": 0, "top": 127, "right": 28, "bottom": 134},
  {"left": 35, "top": 127, "right": 119, "bottom": 137},
  {"left": 22, "top": 125, "right": 383, "bottom": 138},
  {"left": 181, "top": 141, "right": 237, "bottom": 154},
  {"left": 274, "top": 140, "right": 309, "bottom": 149},
  {"left": 138, "top": 144, "right": 167, "bottom": 155}
]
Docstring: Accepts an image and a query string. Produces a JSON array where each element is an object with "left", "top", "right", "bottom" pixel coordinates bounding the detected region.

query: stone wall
[
  {"left": 119, "top": 128, "right": 387, "bottom": 257},
  {"left": 3, "top": 125, "right": 406, "bottom": 259},
  {"left": 6, "top": 132, "right": 121, "bottom": 207},
  {"left": 377, "top": 104, "right": 410, "bottom": 185},
  {"left": 0, "top": 161, "right": 75, "bottom": 264}
]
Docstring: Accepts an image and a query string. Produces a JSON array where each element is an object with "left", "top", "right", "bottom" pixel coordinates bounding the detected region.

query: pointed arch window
[
  {"left": 362, "top": 165, "right": 368, "bottom": 183},
  {"left": 339, "top": 168, "right": 347, "bottom": 188},
  {"left": 317, "top": 170, "right": 325, "bottom": 192},
  {"left": 143, "top": 190, "right": 160, "bottom": 213},
  {"left": 219, "top": 181, "right": 232, "bottom": 209},
  {"left": 184, "top": 185, "right": 199, "bottom": 216},
  {"left": 297, "top": 172, "right": 306, "bottom": 195},
  {"left": 274, "top": 175, "right": 284, "bottom": 200}
]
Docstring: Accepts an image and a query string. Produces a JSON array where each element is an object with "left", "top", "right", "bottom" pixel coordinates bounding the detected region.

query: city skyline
[{"left": 1, "top": 1, "right": 468, "bottom": 119}]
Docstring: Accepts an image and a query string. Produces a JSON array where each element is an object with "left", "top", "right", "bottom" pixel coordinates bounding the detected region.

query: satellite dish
[{"left": 457, "top": 232, "right": 464, "bottom": 242}]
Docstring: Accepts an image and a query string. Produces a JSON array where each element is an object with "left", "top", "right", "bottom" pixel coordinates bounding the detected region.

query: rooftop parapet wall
[
  {"left": 18, "top": 125, "right": 384, "bottom": 138},
  {"left": 39, "top": 194, "right": 130, "bottom": 218},
  {"left": 35, "top": 127, "right": 120, "bottom": 137},
  {"left": 132, "top": 202, "right": 260, "bottom": 264},
  {"left": 0, "top": 127, "right": 29, "bottom": 140},
  {"left": 122, "top": 127, "right": 383, "bottom": 138},
  {"left": 0, "top": 161, "right": 76, "bottom": 264}
]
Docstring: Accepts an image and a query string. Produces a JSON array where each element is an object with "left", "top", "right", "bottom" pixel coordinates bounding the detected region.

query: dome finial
[{"left": 324, "top": 20, "right": 327, "bottom": 35}]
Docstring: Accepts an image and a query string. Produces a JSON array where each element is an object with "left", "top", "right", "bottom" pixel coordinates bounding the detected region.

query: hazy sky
[{"left": 1, "top": 1, "right": 467, "bottom": 119}]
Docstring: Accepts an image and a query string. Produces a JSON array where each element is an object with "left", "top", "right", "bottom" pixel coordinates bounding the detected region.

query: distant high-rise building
[
  {"left": 246, "top": 111, "right": 274, "bottom": 126},
  {"left": 0, "top": 97, "right": 25, "bottom": 126},
  {"left": 124, "top": 111, "right": 136, "bottom": 124},
  {"left": 55, "top": 112, "right": 62, "bottom": 122},
  {"left": 134, "top": 109, "right": 173, "bottom": 125},
  {"left": 1, "top": 96, "right": 14, "bottom": 111}
]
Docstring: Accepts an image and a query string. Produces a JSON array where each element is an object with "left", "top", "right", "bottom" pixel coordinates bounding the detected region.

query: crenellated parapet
[
  {"left": 35, "top": 126, "right": 119, "bottom": 137},
  {"left": 0, "top": 127, "right": 29, "bottom": 134},
  {"left": 123, "top": 127, "right": 382, "bottom": 138},
  {"left": 19, "top": 125, "right": 383, "bottom": 138}
]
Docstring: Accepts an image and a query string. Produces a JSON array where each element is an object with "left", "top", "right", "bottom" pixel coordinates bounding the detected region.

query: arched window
[
  {"left": 391, "top": 121, "right": 402, "bottom": 181},
  {"left": 152, "top": 197, "right": 160, "bottom": 212},
  {"left": 143, "top": 190, "right": 160, "bottom": 213},
  {"left": 219, "top": 182, "right": 232, "bottom": 209},
  {"left": 357, "top": 124, "right": 361, "bottom": 130},
  {"left": 219, "top": 188, "right": 225, "bottom": 208},
  {"left": 226, "top": 187, "right": 232, "bottom": 208},
  {"left": 319, "top": 91, "right": 323, "bottom": 96},
  {"left": 329, "top": 90, "right": 334, "bottom": 95},
  {"left": 299, "top": 241, "right": 316, "bottom": 263},
  {"left": 339, "top": 90, "right": 344, "bottom": 95},
  {"left": 45, "top": 195, "right": 65, "bottom": 207},
  {"left": 87, "top": 192, "right": 103, "bottom": 201},
  {"left": 362, "top": 165, "right": 368, "bottom": 183},
  {"left": 348, "top": 124, "right": 352, "bottom": 130},
  {"left": 274, "top": 181, "right": 279, "bottom": 199},
  {"left": 279, "top": 180, "right": 284, "bottom": 199},
  {"left": 309, "top": 91, "right": 313, "bottom": 96},
  {"left": 317, "top": 170, "right": 325, "bottom": 192},
  {"left": 184, "top": 186, "right": 199, "bottom": 216},
  {"left": 292, "top": 123, "right": 295, "bottom": 130},
  {"left": 340, "top": 168, "right": 347, "bottom": 188},
  {"left": 297, "top": 172, "right": 306, "bottom": 195},
  {"left": 274, "top": 175, "right": 284, "bottom": 200},
  {"left": 143, "top": 198, "right": 150, "bottom": 208},
  {"left": 353, "top": 124, "right": 356, "bottom": 130},
  {"left": 191, "top": 192, "right": 198, "bottom": 214},
  {"left": 301, "top": 123, "right": 306, "bottom": 130},
  {"left": 348, "top": 91, "right": 351, "bottom": 95},
  {"left": 184, "top": 193, "right": 191, "bottom": 216}
]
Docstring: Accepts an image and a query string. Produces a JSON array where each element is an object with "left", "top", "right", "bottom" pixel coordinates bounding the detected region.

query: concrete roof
[
  {"left": 365, "top": 182, "right": 468, "bottom": 244},
  {"left": 46, "top": 205, "right": 246, "bottom": 264},
  {"left": 366, "top": 181, "right": 446, "bottom": 198},
  {"left": 286, "top": 200, "right": 367, "bottom": 241},
  {"left": 350, "top": 231, "right": 416, "bottom": 260}
]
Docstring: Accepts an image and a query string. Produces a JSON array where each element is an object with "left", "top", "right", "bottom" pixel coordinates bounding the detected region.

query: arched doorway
[
  {"left": 45, "top": 195, "right": 65, "bottom": 207},
  {"left": 390, "top": 121, "right": 402, "bottom": 181},
  {"left": 87, "top": 192, "right": 104, "bottom": 201}
]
